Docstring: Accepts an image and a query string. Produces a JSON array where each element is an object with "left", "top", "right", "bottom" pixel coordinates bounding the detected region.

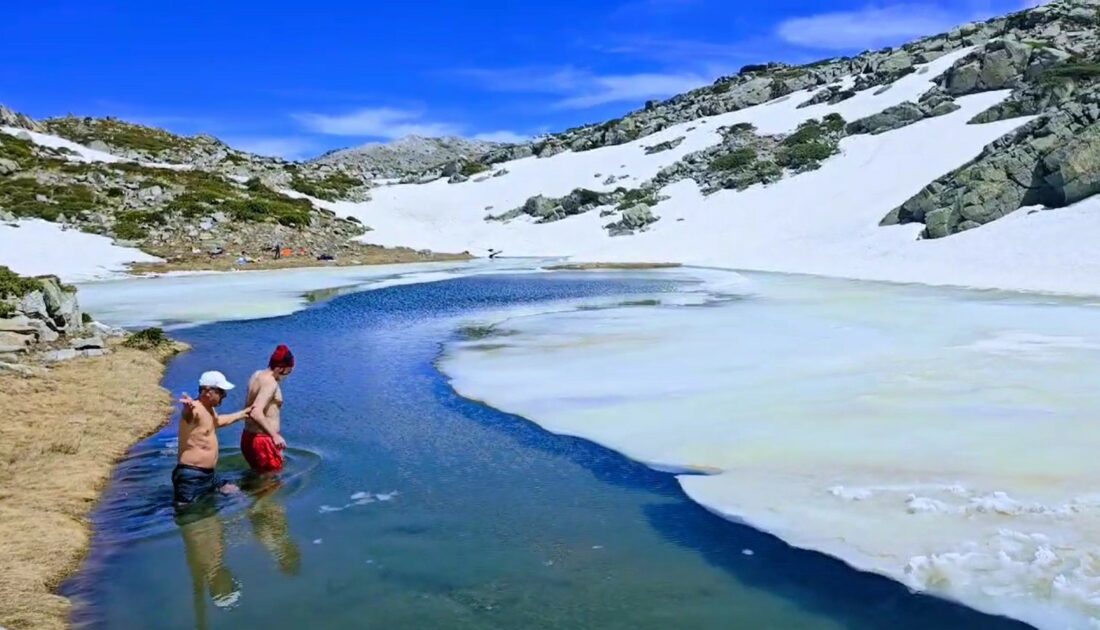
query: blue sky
[{"left": 1, "top": 0, "right": 1040, "bottom": 159}]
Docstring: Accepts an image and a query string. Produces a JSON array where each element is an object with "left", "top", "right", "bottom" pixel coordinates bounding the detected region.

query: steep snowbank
[{"left": 0, "top": 219, "right": 159, "bottom": 281}]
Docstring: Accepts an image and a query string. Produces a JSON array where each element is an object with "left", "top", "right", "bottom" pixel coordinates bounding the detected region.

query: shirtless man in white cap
[{"left": 173, "top": 370, "right": 252, "bottom": 505}]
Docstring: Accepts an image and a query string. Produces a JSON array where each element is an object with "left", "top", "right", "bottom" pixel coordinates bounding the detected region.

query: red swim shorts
[{"left": 241, "top": 431, "right": 284, "bottom": 472}]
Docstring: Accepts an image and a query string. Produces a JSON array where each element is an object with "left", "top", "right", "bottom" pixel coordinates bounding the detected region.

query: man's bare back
[
  {"left": 240, "top": 345, "right": 295, "bottom": 473},
  {"left": 244, "top": 369, "right": 283, "bottom": 438}
]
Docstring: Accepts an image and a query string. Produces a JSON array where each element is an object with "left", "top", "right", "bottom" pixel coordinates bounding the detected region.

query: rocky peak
[
  {"left": 0, "top": 104, "right": 46, "bottom": 133},
  {"left": 312, "top": 135, "right": 505, "bottom": 179}
]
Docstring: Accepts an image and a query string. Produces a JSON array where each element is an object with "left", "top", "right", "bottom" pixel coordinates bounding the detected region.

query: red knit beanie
[{"left": 269, "top": 344, "right": 295, "bottom": 369}]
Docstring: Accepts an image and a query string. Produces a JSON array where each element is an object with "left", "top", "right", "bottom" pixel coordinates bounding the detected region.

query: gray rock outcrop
[
  {"left": 605, "top": 204, "right": 659, "bottom": 236},
  {"left": 883, "top": 83, "right": 1100, "bottom": 237}
]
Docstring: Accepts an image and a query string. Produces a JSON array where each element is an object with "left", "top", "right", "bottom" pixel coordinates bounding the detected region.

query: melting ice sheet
[
  {"left": 440, "top": 270, "right": 1100, "bottom": 630},
  {"left": 75, "top": 259, "right": 545, "bottom": 329}
]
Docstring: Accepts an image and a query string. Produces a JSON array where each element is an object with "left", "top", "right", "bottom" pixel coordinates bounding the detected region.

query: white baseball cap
[{"left": 198, "top": 370, "right": 235, "bottom": 391}]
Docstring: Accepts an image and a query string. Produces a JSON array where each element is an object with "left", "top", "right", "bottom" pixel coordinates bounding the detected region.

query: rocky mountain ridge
[
  {"left": 1, "top": 0, "right": 1097, "bottom": 267},
  {"left": 312, "top": 135, "right": 505, "bottom": 180},
  {"left": 457, "top": 0, "right": 1100, "bottom": 238}
]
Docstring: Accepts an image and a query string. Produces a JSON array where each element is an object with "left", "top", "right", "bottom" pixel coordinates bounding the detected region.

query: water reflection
[{"left": 176, "top": 475, "right": 301, "bottom": 629}]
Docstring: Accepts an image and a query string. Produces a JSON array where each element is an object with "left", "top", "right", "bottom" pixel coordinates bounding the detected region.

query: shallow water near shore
[{"left": 64, "top": 273, "right": 1032, "bottom": 629}]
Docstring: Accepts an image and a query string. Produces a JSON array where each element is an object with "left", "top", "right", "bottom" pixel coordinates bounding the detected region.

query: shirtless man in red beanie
[{"left": 241, "top": 345, "right": 295, "bottom": 473}]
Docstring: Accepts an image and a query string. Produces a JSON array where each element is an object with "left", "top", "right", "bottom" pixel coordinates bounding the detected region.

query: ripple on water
[{"left": 90, "top": 442, "right": 323, "bottom": 545}]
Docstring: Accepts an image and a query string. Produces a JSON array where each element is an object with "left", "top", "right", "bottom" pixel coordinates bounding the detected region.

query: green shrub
[
  {"left": 1040, "top": 63, "right": 1100, "bottom": 85},
  {"left": 753, "top": 160, "right": 783, "bottom": 182},
  {"left": 616, "top": 187, "right": 657, "bottom": 210},
  {"left": 822, "top": 113, "right": 847, "bottom": 133},
  {"left": 0, "top": 134, "right": 37, "bottom": 166},
  {"left": 783, "top": 119, "right": 825, "bottom": 146},
  {"left": 82, "top": 312, "right": 94, "bottom": 324},
  {"left": 112, "top": 209, "right": 166, "bottom": 241},
  {"left": 460, "top": 161, "right": 489, "bottom": 177},
  {"left": 711, "top": 81, "right": 733, "bottom": 95},
  {"left": 289, "top": 172, "right": 364, "bottom": 201},
  {"left": 117, "top": 209, "right": 167, "bottom": 226},
  {"left": 778, "top": 141, "right": 835, "bottom": 169},
  {"left": 772, "top": 68, "right": 807, "bottom": 80},
  {"left": 727, "top": 122, "right": 757, "bottom": 134},
  {"left": 123, "top": 327, "right": 171, "bottom": 349},
  {"left": 45, "top": 117, "right": 194, "bottom": 154},
  {"left": 0, "top": 302, "right": 14, "bottom": 318},
  {"left": 113, "top": 219, "right": 147, "bottom": 240},
  {"left": 0, "top": 177, "right": 97, "bottom": 221},
  {"left": 224, "top": 197, "right": 311, "bottom": 227},
  {"left": 0, "top": 266, "right": 42, "bottom": 299},
  {"left": 710, "top": 147, "right": 757, "bottom": 171}
]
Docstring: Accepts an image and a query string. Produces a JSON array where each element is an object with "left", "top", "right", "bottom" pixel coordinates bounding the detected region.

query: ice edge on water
[{"left": 439, "top": 268, "right": 1100, "bottom": 630}]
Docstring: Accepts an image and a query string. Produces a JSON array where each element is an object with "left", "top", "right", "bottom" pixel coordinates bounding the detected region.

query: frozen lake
[{"left": 71, "top": 264, "right": 1100, "bottom": 628}]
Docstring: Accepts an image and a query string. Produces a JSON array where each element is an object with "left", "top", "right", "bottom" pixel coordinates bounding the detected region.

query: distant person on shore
[
  {"left": 241, "top": 345, "right": 295, "bottom": 473},
  {"left": 173, "top": 371, "right": 252, "bottom": 505}
]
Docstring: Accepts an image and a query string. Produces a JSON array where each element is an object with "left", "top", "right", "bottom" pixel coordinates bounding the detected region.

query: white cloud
[
  {"left": 555, "top": 72, "right": 709, "bottom": 109},
  {"left": 225, "top": 136, "right": 319, "bottom": 160},
  {"left": 292, "top": 106, "right": 528, "bottom": 144},
  {"left": 776, "top": 4, "right": 961, "bottom": 50},
  {"left": 293, "top": 107, "right": 463, "bottom": 139},
  {"left": 460, "top": 66, "right": 709, "bottom": 110},
  {"left": 472, "top": 130, "right": 529, "bottom": 144}
]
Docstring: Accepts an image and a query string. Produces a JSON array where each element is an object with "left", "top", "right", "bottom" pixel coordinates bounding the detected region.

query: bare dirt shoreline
[
  {"left": 0, "top": 342, "right": 184, "bottom": 630},
  {"left": 542, "top": 262, "right": 682, "bottom": 271},
  {"left": 129, "top": 244, "right": 472, "bottom": 275}
]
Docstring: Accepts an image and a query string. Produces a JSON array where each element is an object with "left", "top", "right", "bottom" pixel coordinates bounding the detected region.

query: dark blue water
[{"left": 63, "top": 275, "right": 1032, "bottom": 629}]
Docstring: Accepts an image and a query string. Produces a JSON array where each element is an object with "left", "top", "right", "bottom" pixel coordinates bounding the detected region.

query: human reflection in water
[
  {"left": 176, "top": 503, "right": 241, "bottom": 630},
  {"left": 176, "top": 476, "right": 301, "bottom": 628},
  {"left": 243, "top": 475, "right": 301, "bottom": 576}
]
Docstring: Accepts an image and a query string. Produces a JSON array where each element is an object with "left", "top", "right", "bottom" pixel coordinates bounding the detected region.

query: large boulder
[
  {"left": 605, "top": 204, "right": 658, "bottom": 236},
  {"left": 878, "top": 51, "right": 914, "bottom": 74},
  {"left": 1042, "top": 125, "right": 1100, "bottom": 206},
  {"left": 937, "top": 38, "right": 1038, "bottom": 96},
  {"left": 846, "top": 102, "right": 925, "bottom": 135},
  {"left": 883, "top": 84, "right": 1100, "bottom": 238},
  {"left": 522, "top": 195, "right": 561, "bottom": 221},
  {"left": 0, "top": 330, "right": 34, "bottom": 354}
]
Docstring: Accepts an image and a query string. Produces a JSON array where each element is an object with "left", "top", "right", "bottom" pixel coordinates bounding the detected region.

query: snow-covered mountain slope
[
  {"left": 0, "top": 219, "right": 159, "bottom": 281},
  {"left": 310, "top": 48, "right": 1099, "bottom": 295},
  {"left": 1, "top": 0, "right": 1097, "bottom": 291}
]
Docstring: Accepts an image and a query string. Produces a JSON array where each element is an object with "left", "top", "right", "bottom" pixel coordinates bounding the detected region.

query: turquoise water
[{"left": 63, "top": 275, "right": 1031, "bottom": 629}]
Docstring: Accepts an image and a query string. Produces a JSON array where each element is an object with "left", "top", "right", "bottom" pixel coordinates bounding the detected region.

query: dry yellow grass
[{"left": 0, "top": 343, "right": 183, "bottom": 630}]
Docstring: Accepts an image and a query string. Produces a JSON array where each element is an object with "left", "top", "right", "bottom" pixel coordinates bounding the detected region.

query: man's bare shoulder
[
  {"left": 185, "top": 402, "right": 215, "bottom": 425},
  {"left": 251, "top": 370, "right": 277, "bottom": 388}
]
